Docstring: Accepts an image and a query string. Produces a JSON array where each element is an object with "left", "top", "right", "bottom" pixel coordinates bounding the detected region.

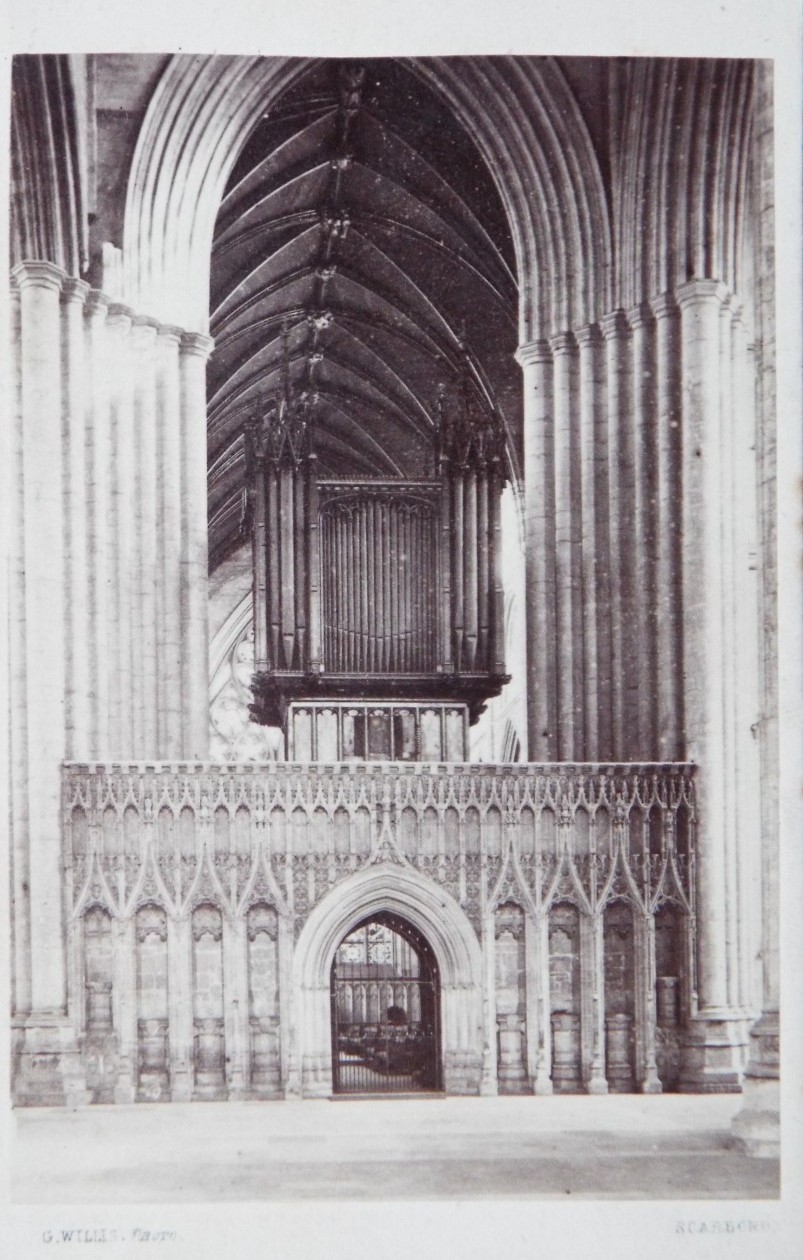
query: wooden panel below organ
[{"left": 287, "top": 701, "right": 468, "bottom": 761}]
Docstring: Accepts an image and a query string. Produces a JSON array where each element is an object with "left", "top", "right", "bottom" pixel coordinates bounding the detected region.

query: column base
[
  {"left": 679, "top": 1010, "right": 751, "bottom": 1093},
  {"left": 169, "top": 1062, "right": 193, "bottom": 1102},
  {"left": 533, "top": 1068, "right": 554, "bottom": 1095},
  {"left": 640, "top": 1071, "right": 663, "bottom": 1095},
  {"left": 113, "top": 1054, "right": 136, "bottom": 1105},
  {"left": 444, "top": 1052, "right": 483, "bottom": 1095},
  {"left": 226, "top": 1072, "right": 247, "bottom": 1101},
  {"left": 301, "top": 1056, "right": 332, "bottom": 1097},
  {"left": 586, "top": 1072, "right": 609, "bottom": 1095},
  {"left": 13, "top": 1012, "right": 90, "bottom": 1107},
  {"left": 478, "top": 1044, "right": 497, "bottom": 1095},
  {"left": 731, "top": 1013, "right": 780, "bottom": 1158}
]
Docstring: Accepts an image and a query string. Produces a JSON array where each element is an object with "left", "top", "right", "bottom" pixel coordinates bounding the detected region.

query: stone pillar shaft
[
  {"left": 133, "top": 318, "right": 160, "bottom": 756},
  {"left": 649, "top": 294, "right": 683, "bottom": 759},
  {"left": 157, "top": 326, "right": 185, "bottom": 757},
  {"left": 549, "top": 333, "right": 581, "bottom": 760},
  {"left": 677, "top": 279, "right": 730, "bottom": 1014},
  {"left": 733, "top": 58, "right": 779, "bottom": 1154},
  {"left": 106, "top": 305, "right": 135, "bottom": 758},
  {"left": 85, "top": 291, "right": 111, "bottom": 757},
  {"left": 517, "top": 341, "right": 556, "bottom": 761},
  {"left": 600, "top": 312, "right": 630, "bottom": 760},
  {"left": 61, "top": 279, "right": 91, "bottom": 759},
  {"left": 627, "top": 304, "right": 656, "bottom": 756},
  {"left": 576, "top": 325, "right": 603, "bottom": 758},
  {"left": 16, "top": 262, "right": 69, "bottom": 1014},
  {"left": 10, "top": 286, "right": 32, "bottom": 1019},
  {"left": 180, "top": 333, "right": 214, "bottom": 759}
]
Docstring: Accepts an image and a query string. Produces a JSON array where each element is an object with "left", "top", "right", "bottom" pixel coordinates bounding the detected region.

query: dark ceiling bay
[{"left": 207, "top": 58, "right": 520, "bottom": 570}]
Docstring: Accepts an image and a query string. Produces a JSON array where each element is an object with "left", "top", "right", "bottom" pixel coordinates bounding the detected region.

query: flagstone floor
[{"left": 12, "top": 1093, "right": 779, "bottom": 1203}]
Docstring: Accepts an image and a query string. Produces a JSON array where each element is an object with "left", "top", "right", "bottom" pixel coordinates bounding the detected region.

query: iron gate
[
  {"left": 331, "top": 914, "right": 441, "bottom": 1095},
  {"left": 331, "top": 975, "right": 440, "bottom": 1093}
]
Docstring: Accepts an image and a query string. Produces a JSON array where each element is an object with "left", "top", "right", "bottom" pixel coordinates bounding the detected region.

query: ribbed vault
[{"left": 207, "top": 59, "right": 520, "bottom": 565}]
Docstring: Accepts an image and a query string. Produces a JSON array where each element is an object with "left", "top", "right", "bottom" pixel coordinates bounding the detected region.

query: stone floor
[{"left": 12, "top": 1093, "right": 779, "bottom": 1202}]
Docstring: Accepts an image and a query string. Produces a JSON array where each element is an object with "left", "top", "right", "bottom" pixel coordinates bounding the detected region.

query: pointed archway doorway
[
  {"left": 331, "top": 912, "right": 441, "bottom": 1095},
  {"left": 291, "top": 863, "right": 485, "bottom": 1097}
]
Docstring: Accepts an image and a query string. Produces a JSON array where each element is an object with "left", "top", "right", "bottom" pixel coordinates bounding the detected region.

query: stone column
[
  {"left": 649, "top": 293, "right": 683, "bottom": 760},
  {"left": 12, "top": 261, "right": 87, "bottom": 1104},
  {"left": 222, "top": 916, "right": 248, "bottom": 1099},
  {"left": 106, "top": 305, "right": 135, "bottom": 758},
  {"left": 179, "top": 332, "right": 214, "bottom": 759},
  {"left": 479, "top": 912, "right": 498, "bottom": 1095},
  {"left": 10, "top": 283, "right": 32, "bottom": 1038},
  {"left": 525, "top": 913, "right": 552, "bottom": 1093},
  {"left": 111, "top": 917, "right": 137, "bottom": 1104},
  {"left": 156, "top": 326, "right": 185, "bottom": 758},
  {"left": 575, "top": 324, "right": 604, "bottom": 759},
  {"left": 676, "top": 279, "right": 744, "bottom": 1091},
  {"left": 132, "top": 318, "right": 160, "bottom": 757},
  {"left": 730, "top": 305, "right": 763, "bottom": 1016},
  {"left": 535, "top": 914, "right": 555, "bottom": 1094},
  {"left": 585, "top": 911, "right": 608, "bottom": 1094},
  {"left": 84, "top": 290, "right": 111, "bottom": 757},
  {"left": 277, "top": 912, "right": 299, "bottom": 1097},
  {"left": 549, "top": 332, "right": 582, "bottom": 760},
  {"left": 639, "top": 913, "right": 662, "bottom": 1093},
  {"left": 732, "top": 58, "right": 779, "bottom": 1155},
  {"left": 167, "top": 915, "right": 193, "bottom": 1101},
  {"left": 61, "top": 278, "right": 91, "bottom": 760},
  {"left": 627, "top": 303, "right": 656, "bottom": 756},
  {"left": 599, "top": 312, "right": 630, "bottom": 760},
  {"left": 516, "top": 340, "right": 556, "bottom": 760}
]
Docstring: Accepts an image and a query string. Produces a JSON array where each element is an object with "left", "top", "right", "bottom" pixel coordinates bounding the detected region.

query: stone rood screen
[{"left": 62, "top": 761, "right": 697, "bottom": 1102}]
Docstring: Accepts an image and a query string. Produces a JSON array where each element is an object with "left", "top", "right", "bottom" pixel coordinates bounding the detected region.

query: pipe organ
[
  {"left": 245, "top": 361, "right": 510, "bottom": 747},
  {"left": 319, "top": 485, "right": 440, "bottom": 676}
]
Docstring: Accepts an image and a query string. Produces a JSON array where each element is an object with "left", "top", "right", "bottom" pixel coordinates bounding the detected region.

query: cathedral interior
[{"left": 7, "top": 53, "right": 779, "bottom": 1153}]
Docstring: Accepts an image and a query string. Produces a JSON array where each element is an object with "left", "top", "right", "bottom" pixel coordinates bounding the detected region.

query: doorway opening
[{"left": 330, "top": 911, "right": 441, "bottom": 1094}]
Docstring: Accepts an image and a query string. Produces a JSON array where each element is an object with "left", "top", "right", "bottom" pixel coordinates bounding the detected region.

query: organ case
[{"left": 244, "top": 376, "right": 510, "bottom": 730}]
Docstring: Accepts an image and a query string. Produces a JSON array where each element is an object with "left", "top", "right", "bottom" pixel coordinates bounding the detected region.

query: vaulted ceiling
[{"left": 207, "top": 58, "right": 520, "bottom": 569}]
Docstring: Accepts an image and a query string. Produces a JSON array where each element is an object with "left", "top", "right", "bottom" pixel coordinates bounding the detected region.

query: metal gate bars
[{"left": 330, "top": 916, "right": 441, "bottom": 1094}]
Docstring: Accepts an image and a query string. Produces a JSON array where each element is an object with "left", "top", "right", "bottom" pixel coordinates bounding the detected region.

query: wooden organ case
[{"left": 244, "top": 371, "right": 510, "bottom": 760}]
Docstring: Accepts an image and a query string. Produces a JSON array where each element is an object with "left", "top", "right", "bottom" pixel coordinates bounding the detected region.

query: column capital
[
  {"left": 625, "top": 301, "right": 652, "bottom": 331},
  {"left": 11, "top": 260, "right": 65, "bottom": 293},
  {"left": 157, "top": 323, "right": 186, "bottom": 347},
  {"left": 599, "top": 309, "right": 630, "bottom": 340},
  {"left": 648, "top": 291, "right": 678, "bottom": 321},
  {"left": 547, "top": 330, "right": 577, "bottom": 356},
  {"left": 60, "top": 277, "right": 90, "bottom": 307},
  {"left": 84, "top": 289, "right": 110, "bottom": 320},
  {"left": 515, "top": 338, "right": 551, "bottom": 368},
  {"left": 131, "top": 314, "right": 161, "bottom": 339},
  {"left": 180, "top": 331, "right": 215, "bottom": 361},
  {"left": 675, "top": 279, "right": 731, "bottom": 310},
  {"left": 574, "top": 323, "right": 603, "bottom": 349},
  {"left": 106, "top": 302, "right": 136, "bottom": 330}
]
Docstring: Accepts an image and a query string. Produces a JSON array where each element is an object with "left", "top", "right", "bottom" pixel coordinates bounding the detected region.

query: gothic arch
[
  {"left": 291, "top": 863, "right": 484, "bottom": 1096},
  {"left": 120, "top": 54, "right": 611, "bottom": 340}
]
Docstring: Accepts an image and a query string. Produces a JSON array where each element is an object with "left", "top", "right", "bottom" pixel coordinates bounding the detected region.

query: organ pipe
[
  {"left": 280, "top": 464, "right": 295, "bottom": 669},
  {"left": 477, "top": 471, "right": 489, "bottom": 668},
  {"left": 464, "top": 470, "right": 479, "bottom": 670},
  {"left": 452, "top": 474, "right": 465, "bottom": 670},
  {"left": 306, "top": 457, "right": 320, "bottom": 671},
  {"left": 266, "top": 466, "right": 280, "bottom": 670}
]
